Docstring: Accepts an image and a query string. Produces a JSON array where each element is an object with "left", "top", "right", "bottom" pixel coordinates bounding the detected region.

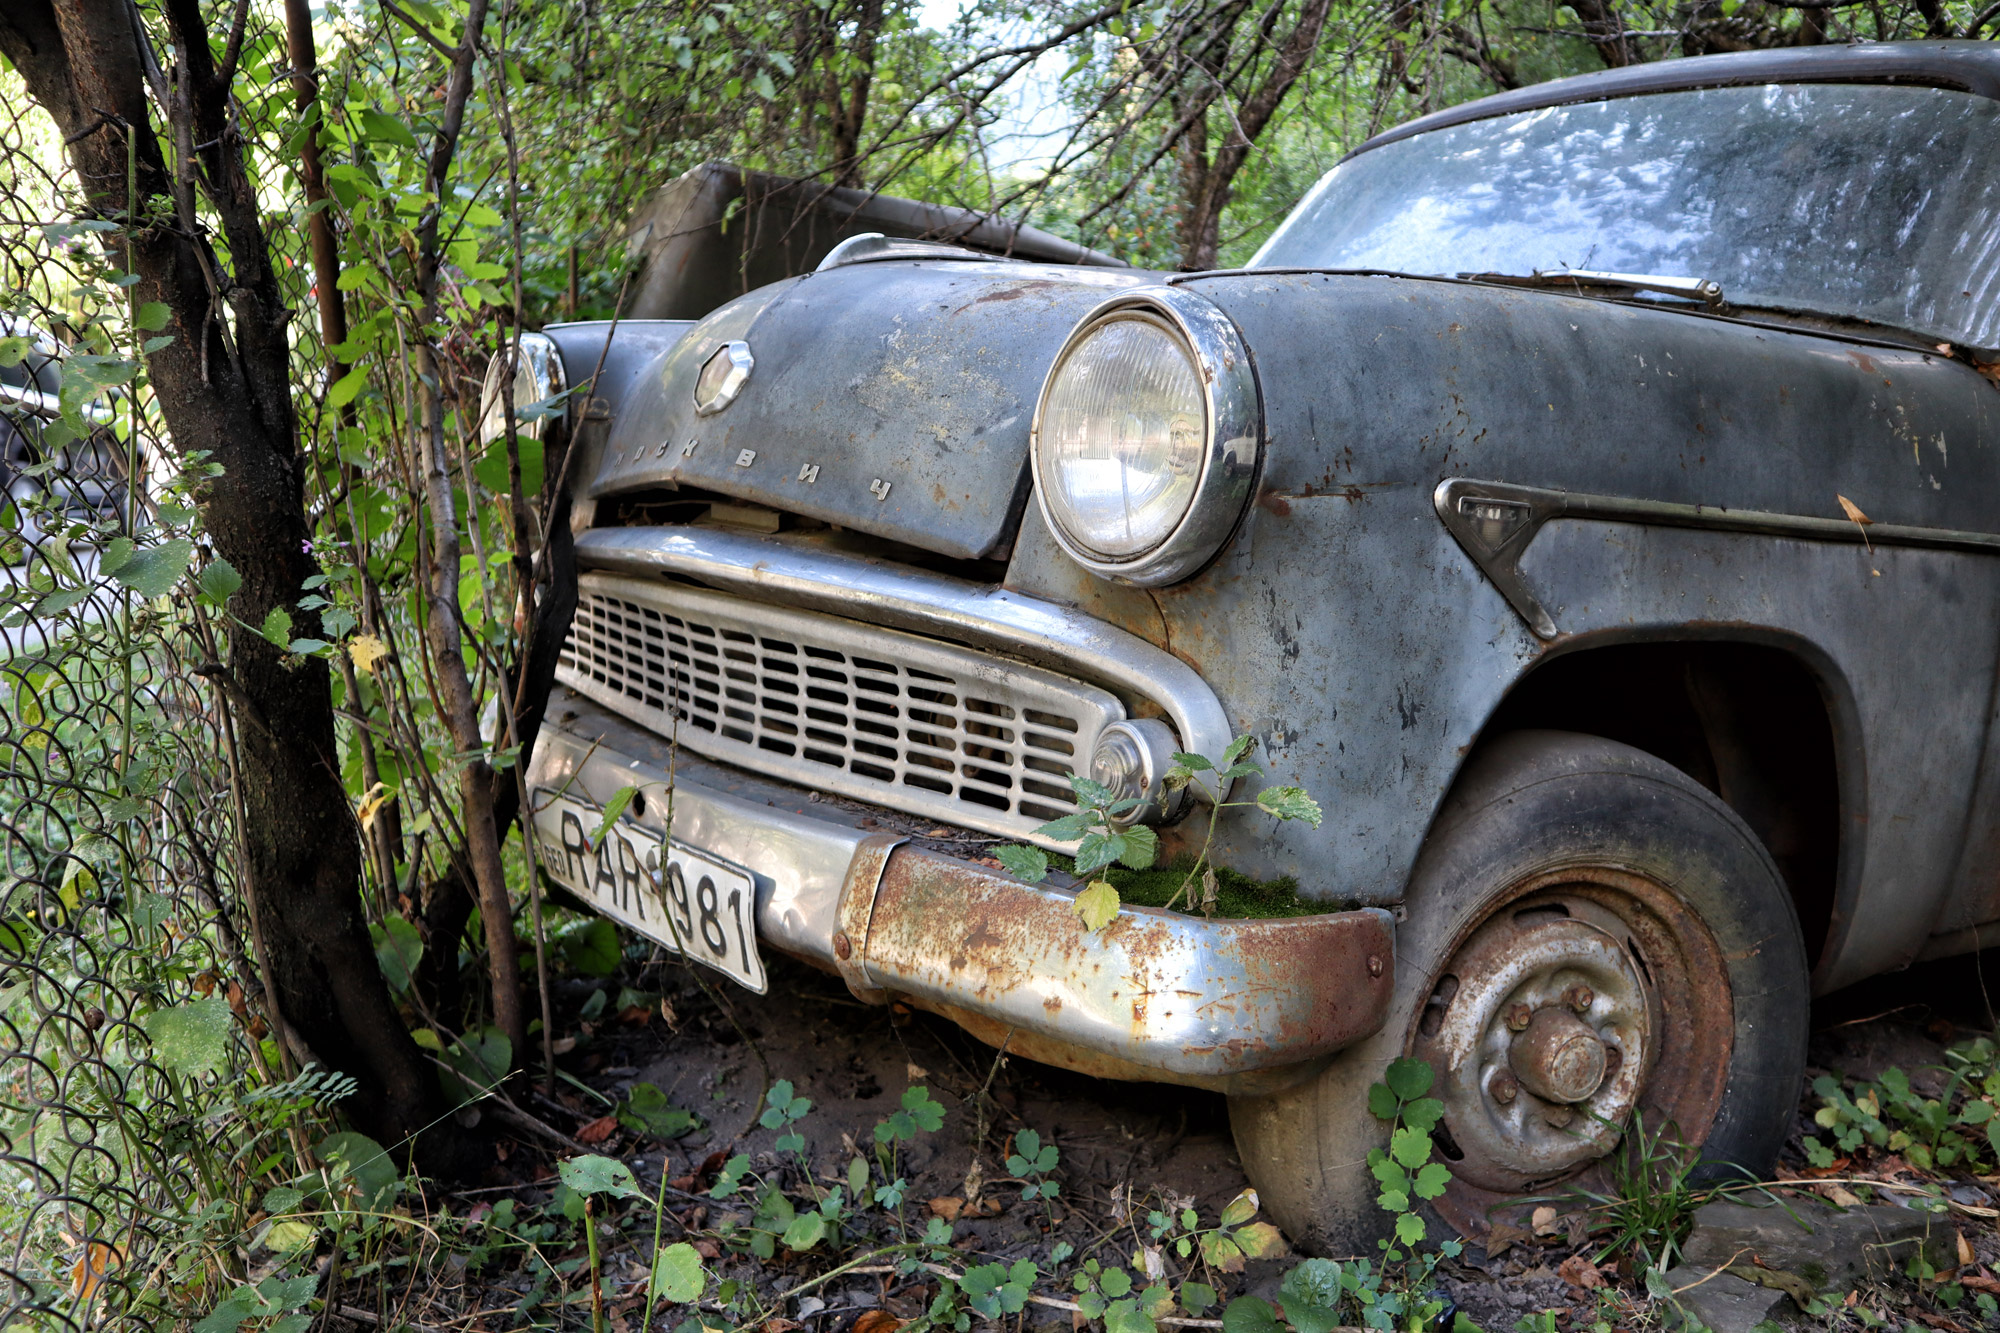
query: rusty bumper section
[{"left": 530, "top": 718, "right": 1394, "bottom": 1094}]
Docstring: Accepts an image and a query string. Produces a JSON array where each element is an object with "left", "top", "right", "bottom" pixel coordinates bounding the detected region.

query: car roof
[{"left": 1348, "top": 39, "right": 2000, "bottom": 158}]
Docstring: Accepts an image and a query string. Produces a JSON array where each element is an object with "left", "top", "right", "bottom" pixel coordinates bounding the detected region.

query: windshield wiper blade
[{"left": 1460, "top": 267, "right": 1725, "bottom": 309}]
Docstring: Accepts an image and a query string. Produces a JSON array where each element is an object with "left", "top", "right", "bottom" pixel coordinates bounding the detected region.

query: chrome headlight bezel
[
  {"left": 1029, "top": 286, "right": 1261, "bottom": 587},
  {"left": 478, "top": 330, "right": 567, "bottom": 445}
]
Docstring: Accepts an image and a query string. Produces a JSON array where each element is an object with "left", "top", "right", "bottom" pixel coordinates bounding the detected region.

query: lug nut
[
  {"left": 1565, "top": 984, "right": 1595, "bottom": 1013},
  {"left": 1505, "top": 1002, "right": 1533, "bottom": 1032},
  {"left": 1367, "top": 955, "right": 1384, "bottom": 977},
  {"left": 1490, "top": 1071, "right": 1519, "bottom": 1104},
  {"left": 833, "top": 931, "right": 853, "bottom": 960}
]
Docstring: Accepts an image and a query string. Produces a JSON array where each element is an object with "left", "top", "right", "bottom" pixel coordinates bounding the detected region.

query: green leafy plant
[
  {"left": 1803, "top": 1037, "right": 2000, "bottom": 1173},
  {"left": 997, "top": 734, "right": 1323, "bottom": 932},
  {"left": 1006, "top": 1126, "right": 1060, "bottom": 1203},
  {"left": 1221, "top": 1058, "right": 1456, "bottom": 1333}
]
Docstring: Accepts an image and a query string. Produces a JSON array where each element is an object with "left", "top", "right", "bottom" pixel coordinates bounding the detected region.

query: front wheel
[{"left": 1230, "top": 730, "right": 1809, "bottom": 1253}]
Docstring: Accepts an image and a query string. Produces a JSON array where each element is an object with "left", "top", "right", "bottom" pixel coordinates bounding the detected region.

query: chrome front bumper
[{"left": 530, "top": 693, "right": 1395, "bottom": 1094}]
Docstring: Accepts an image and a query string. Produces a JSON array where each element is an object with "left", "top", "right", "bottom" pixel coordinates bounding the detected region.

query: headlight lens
[
  {"left": 478, "top": 331, "right": 565, "bottom": 445},
  {"left": 1035, "top": 315, "right": 1205, "bottom": 560}
]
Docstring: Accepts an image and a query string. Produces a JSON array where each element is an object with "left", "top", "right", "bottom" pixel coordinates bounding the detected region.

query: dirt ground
[{"left": 462, "top": 945, "right": 2000, "bottom": 1332}]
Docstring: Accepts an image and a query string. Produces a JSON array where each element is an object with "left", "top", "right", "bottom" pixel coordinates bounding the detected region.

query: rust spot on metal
[
  {"left": 854, "top": 844, "right": 1396, "bottom": 1085},
  {"left": 833, "top": 931, "right": 853, "bottom": 960},
  {"left": 1257, "top": 487, "right": 1292, "bottom": 518}
]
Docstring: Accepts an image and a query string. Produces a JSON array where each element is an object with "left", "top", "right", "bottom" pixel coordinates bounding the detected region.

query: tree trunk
[{"left": 0, "top": 0, "right": 460, "bottom": 1168}]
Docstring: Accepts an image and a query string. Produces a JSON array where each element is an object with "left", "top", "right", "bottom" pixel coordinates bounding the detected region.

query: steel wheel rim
[{"left": 1407, "top": 866, "right": 1734, "bottom": 1231}]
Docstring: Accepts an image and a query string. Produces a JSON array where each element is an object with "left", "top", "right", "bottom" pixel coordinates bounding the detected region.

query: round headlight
[
  {"left": 478, "top": 331, "right": 566, "bottom": 445},
  {"left": 1031, "top": 289, "right": 1259, "bottom": 586}
]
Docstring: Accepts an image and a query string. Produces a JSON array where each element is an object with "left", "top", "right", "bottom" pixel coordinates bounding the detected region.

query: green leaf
[
  {"left": 1384, "top": 1056, "right": 1435, "bottom": 1101},
  {"left": 781, "top": 1210, "right": 827, "bottom": 1251},
  {"left": 1104, "top": 1298, "right": 1156, "bottom": 1333},
  {"left": 1032, "top": 812, "right": 1094, "bottom": 842},
  {"left": 143, "top": 996, "right": 232, "bottom": 1076},
  {"left": 592, "top": 785, "right": 639, "bottom": 844},
  {"left": 1099, "top": 1267, "right": 1133, "bottom": 1298},
  {"left": 259, "top": 607, "right": 293, "bottom": 648},
  {"left": 1394, "top": 1211, "right": 1426, "bottom": 1246},
  {"left": 327, "top": 365, "right": 368, "bottom": 407},
  {"left": 1180, "top": 1282, "right": 1217, "bottom": 1315},
  {"left": 1403, "top": 1096, "right": 1445, "bottom": 1132},
  {"left": 135, "top": 301, "right": 171, "bottom": 331},
  {"left": 196, "top": 558, "right": 242, "bottom": 606},
  {"left": 650, "top": 1242, "right": 705, "bottom": 1303},
  {"left": 98, "top": 537, "right": 134, "bottom": 575},
  {"left": 142, "top": 334, "right": 175, "bottom": 354},
  {"left": 357, "top": 107, "right": 418, "bottom": 149},
  {"left": 1222, "top": 734, "right": 1256, "bottom": 764},
  {"left": 1256, "top": 786, "right": 1323, "bottom": 827},
  {"left": 559, "top": 916, "right": 622, "bottom": 976},
  {"left": 848, "top": 1155, "right": 869, "bottom": 1198},
  {"left": 620, "top": 1081, "right": 697, "bottom": 1138},
  {"left": 995, "top": 844, "right": 1049, "bottom": 883},
  {"left": 1073, "top": 831, "right": 1120, "bottom": 876},
  {"left": 318, "top": 1130, "right": 398, "bottom": 1211},
  {"left": 1390, "top": 1125, "right": 1433, "bottom": 1169},
  {"left": 1367, "top": 1082, "right": 1400, "bottom": 1122},
  {"left": 558, "top": 1154, "right": 645, "bottom": 1200},
  {"left": 1414, "top": 1161, "right": 1452, "bottom": 1200},
  {"left": 371, "top": 915, "right": 422, "bottom": 994},
  {"left": 1073, "top": 880, "right": 1120, "bottom": 932},
  {"left": 113, "top": 538, "right": 193, "bottom": 598},
  {"left": 1170, "top": 750, "right": 1213, "bottom": 773},
  {"left": 1114, "top": 824, "right": 1158, "bottom": 869},
  {"left": 1221, "top": 1296, "right": 1283, "bottom": 1333}
]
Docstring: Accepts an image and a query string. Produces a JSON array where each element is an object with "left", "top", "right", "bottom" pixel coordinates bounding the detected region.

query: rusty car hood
[{"left": 586, "top": 258, "right": 1156, "bottom": 561}]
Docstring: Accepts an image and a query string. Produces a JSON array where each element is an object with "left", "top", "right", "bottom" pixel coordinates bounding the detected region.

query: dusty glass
[{"left": 1254, "top": 83, "right": 2000, "bottom": 349}]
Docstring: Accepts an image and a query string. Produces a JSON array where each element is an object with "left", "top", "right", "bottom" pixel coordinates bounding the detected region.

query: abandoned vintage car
[{"left": 492, "top": 41, "right": 2000, "bottom": 1249}]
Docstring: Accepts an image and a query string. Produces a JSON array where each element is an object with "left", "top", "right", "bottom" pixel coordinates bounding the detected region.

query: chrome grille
[{"left": 557, "top": 572, "right": 1125, "bottom": 843}]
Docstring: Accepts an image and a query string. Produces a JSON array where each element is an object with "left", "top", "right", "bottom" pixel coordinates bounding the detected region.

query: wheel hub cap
[
  {"left": 1510, "top": 1005, "right": 1609, "bottom": 1104},
  {"left": 1419, "top": 903, "right": 1656, "bottom": 1189}
]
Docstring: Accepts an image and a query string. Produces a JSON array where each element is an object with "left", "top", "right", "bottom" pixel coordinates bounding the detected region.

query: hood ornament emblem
[{"left": 693, "top": 340, "right": 754, "bottom": 416}]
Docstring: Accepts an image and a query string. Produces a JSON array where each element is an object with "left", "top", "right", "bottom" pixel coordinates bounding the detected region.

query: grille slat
[{"left": 557, "top": 573, "right": 1126, "bottom": 845}]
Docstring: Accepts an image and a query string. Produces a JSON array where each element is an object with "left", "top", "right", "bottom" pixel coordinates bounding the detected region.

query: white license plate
[{"left": 533, "top": 789, "right": 767, "bottom": 993}]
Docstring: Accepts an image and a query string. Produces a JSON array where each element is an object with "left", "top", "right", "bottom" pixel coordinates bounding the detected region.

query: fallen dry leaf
[
  {"left": 576, "top": 1114, "right": 618, "bottom": 1144},
  {"left": 1822, "top": 1183, "right": 1864, "bottom": 1208},
  {"left": 851, "top": 1313, "right": 905, "bottom": 1333},
  {"left": 1483, "top": 1220, "right": 1532, "bottom": 1257},
  {"left": 693, "top": 1238, "right": 722, "bottom": 1260},
  {"left": 928, "top": 1196, "right": 964, "bottom": 1221},
  {"left": 1962, "top": 1273, "right": 2000, "bottom": 1295},
  {"left": 71, "top": 1241, "right": 119, "bottom": 1301},
  {"left": 1959, "top": 1230, "right": 1976, "bottom": 1267},
  {"left": 1837, "top": 494, "right": 1872, "bottom": 526},
  {"left": 1557, "top": 1254, "right": 1606, "bottom": 1290},
  {"left": 762, "top": 1320, "right": 803, "bottom": 1333},
  {"left": 1530, "top": 1205, "right": 1560, "bottom": 1237}
]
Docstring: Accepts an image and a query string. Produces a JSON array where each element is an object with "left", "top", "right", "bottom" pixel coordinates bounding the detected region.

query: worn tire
[{"left": 1229, "top": 730, "right": 1809, "bottom": 1255}]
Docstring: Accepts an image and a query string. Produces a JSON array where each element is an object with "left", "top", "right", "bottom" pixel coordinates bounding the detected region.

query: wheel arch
[{"left": 1455, "top": 627, "right": 1865, "bottom": 985}]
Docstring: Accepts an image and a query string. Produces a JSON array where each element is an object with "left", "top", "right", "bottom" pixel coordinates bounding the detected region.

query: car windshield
[{"left": 1253, "top": 83, "right": 2000, "bottom": 350}]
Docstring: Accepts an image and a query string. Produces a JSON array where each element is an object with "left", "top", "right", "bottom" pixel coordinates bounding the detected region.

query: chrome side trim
[
  {"left": 573, "top": 525, "right": 1236, "bottom": 774},
  {"left": 1029, "top": 285, "right": 1262, "bottom": 587},
  {"left": 1437, "top": 476, "right": 2000, "bottom": 640}
]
